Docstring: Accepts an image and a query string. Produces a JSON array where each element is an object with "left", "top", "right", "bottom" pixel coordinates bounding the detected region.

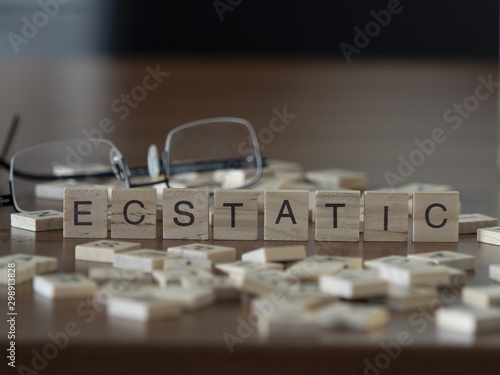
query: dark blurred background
[{"left": 0, "top": 0, "right": 498, "bottom": 59}]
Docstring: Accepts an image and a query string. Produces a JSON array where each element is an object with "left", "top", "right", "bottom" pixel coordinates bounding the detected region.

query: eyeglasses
[{"left": 0, "top": 116, "right": 263, "bottom": 213}]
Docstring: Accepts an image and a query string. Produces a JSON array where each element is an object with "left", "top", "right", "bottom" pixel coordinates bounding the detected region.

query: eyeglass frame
[{"left": 0, "top": 116, "right": 263, "bottom": 213}]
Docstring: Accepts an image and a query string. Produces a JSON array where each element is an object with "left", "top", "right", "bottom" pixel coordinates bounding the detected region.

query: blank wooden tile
[
  {"left": 490, "top": 264, "right": 500, "bottom": 282},
  {"left": 435, "top": 306, "right": 500, "bottom": 335},
  {"left": 11, "top": 210, "right": 63, "bottom": 232},
  {"left": 438, "top": 265, "right": 467, "bottom": 287},
  {"left": 75, "top": 240, "right": 141, "bottom": 263},
  {"left": 364, "top": 255, "right": 427, "bottom": 269},
  {"left": 364, "top": 192, "right": 408, "bottom": 242},
  {"left": 477, "top": 226, "right": 500, "bottom": 246},
  {"left": 88, "top": 268, "right": 146, "bottom": 281},
  {"left": 264, "top": 190, "right": 309, "bottom": 241},
  {"left": 459, "top": 213, "right": 498, "bottom": 234},
  {"left": 316, "top": 302, "right": 390, "bottom": 332},
  {"left": 319, "top": 269, "right": 389, "bottom": 299},
  {"left": 107, "top": 291, "right": 183, "bottom": 322},
  {"left": 241, "top": 245, "right": 306, "bottom": 263},
  {"left": 315, "top": 191, "right": 360, "bottom": 241},
  {"left": 0, "top": 256, "right": 36, "bottom": 285},
  {"left": 462, "top": 285, "right": 500, "bottom": 309},
  {"left": 412, "top": 192, "right": 459, "bottom": 242},
  {"left": 408, "top": 250, "right": 475, "bottom": 271},
  {"left": 33, "top": 273, "right": 97, "bottom": 299},
  {"left": 167, "top": 243, "right": 236, "bottom": 263},
  {"left": 163, "top": 189, "right": 209, "bottom": 240},
  {"left": 256, "top": 309, "right": 318, "bottom": 338},
  {"left": 111, "top": 188, "right": 157, "bottom": 239},
  {"left": 213, "top": 190, "right": 259, "bottom": 240},
  {"left": 113, "top": 249, "right": 181, "bottom": 273},
  {"left": 305, "top": 168, "right": 367, "bottom": 190},
  {"left": 64, "top": 187, "right": 108, "bottom": 238},
  {"left": 254, "top": 293, "right": 335, "bottom": 314}
]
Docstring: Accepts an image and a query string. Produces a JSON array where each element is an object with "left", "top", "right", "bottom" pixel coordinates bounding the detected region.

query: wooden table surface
[{"left": 1, "top": 57, "right": 500, "bottom": 375}]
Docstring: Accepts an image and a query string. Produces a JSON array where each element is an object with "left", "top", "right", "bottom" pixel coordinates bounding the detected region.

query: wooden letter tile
[
  {"left": 462, "top": 285, "right": 500, "bottom": 309},
  {"left": 315, "top": 191, "right": 360, "bottom": 241},
  {"left": 241, "top": 245, "right": 306, "bottom": 263},
  {"left": 75, "top": 240, "right": 141, "bottom": 263},
  {"left": 64, "top": 187, "right": 108, "bottom": 238},
  {"left": 113, "top": 249, "right": 181, "bottom": 273},
  {"left": 319, "top": 269, "right": 389, "bottom": 299},
  {"left": 264, "top": 190, "right": 309, "bottom": 241},
  {"left": 167, "top": 243, "right": 236, "bottom": 263},
  {"left": 33, "top": 273, "right": 97, "bottom": 299},
  {"left": 111, "top": 188, "right": 157, "bottom": 239},
  {"left": 11, "top": 210, "right": 63, "bottom": 232},
  {"left": 459, "top": 213, "right": 498, "bottom": 234},
  {"left": 408, "top": 250, "right": 475, "bottom": 271},
  {"left": 364, "top": 191, "right": 408, "bottom": 242},
  {"left": 213, "top": 190, "right": 259, "bottom": 240},
  {"left": 435, "top": 306, "right": 500, "bottom": 335},
  {"left": 163, "top": 188, "right": 209, "bottom": 240},
  {"left": 412, "top": 192, "right": 459, "bottom": 242},
  {"left": 477, "top": 226, "right": 500, "bottom": 246}
]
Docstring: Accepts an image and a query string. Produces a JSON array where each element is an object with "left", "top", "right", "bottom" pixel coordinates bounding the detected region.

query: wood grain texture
[
  {"left": 63, "top": 187, "right": 108, "bottom": 238},
  {"left": 213, "top": 190, "right": 258, "bottom": 240},
  {"left": 10, "top": 210, "right": 63, "bottom": 232},
  {"left": 163, "top": 188, "right": 209, "bottom": 240},
  {"left": 412, "top": 192, "right": 459, "bottom": 242},
  {"left": 315, "top": 190, "right": 360, "bottom": 241},
  {"left": 364, "top": 191, "right": 408, "bottom": 242},
  {"left": 264, "top": 190, "right": 309, "bottom": 241},
  {"left": 111, "top": 188, "right": 157, "bottom": 239}
]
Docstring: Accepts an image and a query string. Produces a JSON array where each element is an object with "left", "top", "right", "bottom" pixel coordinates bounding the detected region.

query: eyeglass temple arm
[{"left": 167, "top": 157, "right": 266, "bottom": 175}]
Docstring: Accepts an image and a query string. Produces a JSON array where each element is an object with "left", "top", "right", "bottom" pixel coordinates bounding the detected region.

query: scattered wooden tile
[
  {"left": 438, "top": 265, "right": 467, "bottom": 287},
  {"left": 435, "top": 306, "right": 500, "bottom": 335},
  {"left": 213, "top": 190, "right": 259, "bottom": 240},
  {"left": 107, "top": 291, "right": 183, "bottom": 322},
  {"left": 75, "top": 240, "right": 141, "bottom": 263},
  {"left": 285, "top": 256, "right": 348, "bottom": 280},
  {"left": 233, "top": 269, "right": 291, "bottom": 296},
  {"left": 477, "top": 226, "right": 500, "bottom": 246},
  {"left": 33, "top": 273, "right": 97, "bottom": 299},
  {"left": 180, "top": 276, "right": 240, "bottom": 301},
  {"left": 316, "top": 302, "right": 390, "bottom": 332},
  {"left": 364, "top": 191, "right": 408, "bottom": 242},
  {"left": 459, "top": 213, "right": 498, "bottom": 234},
  {"left": 162, "top": 189, "right": 209, "bottom": 240},
  {"left": 315, "top": 191, "right": 360, "bottom": 241},
  {"left": 0, "top": 256, "right": 36, "bottom": 285},
  {"left": 408, "top": 250, "right": 475, "bottom": 271},
  {"left": 152, "top": 268, "right": 214, "bottom": 288},
  {"left": 462, "top": 285, "right": 500, "bottom": 309},
  {"left": 386, "top": 286, "right": 438, "bottom": 312},
  {"left": 113, "top": 249, "right": 180, "bottom": 273},
  {"left": 254, "top": 293, "right": 335, "bottom": 314},
  {"left": 153, "top": 286, "right": 215, "bottom": 310},
  {"left": 167, "top": 243, "right": 236, "bottom": 263},
  {"left": 412, "top": 192, "right": 459, "bottom": 242},
  {"left": 257, "top": 309, "right": 318, "bottom": 338},
  {"left": 376, "top": 262, "right": 450, "bottom": 287},
  {"left": 319, "top": 269, "right": 389, "bottom": 299},
  {"left": 264, "top": 190, "right": 309, "bottom": 241},
  {"left": 215, "top": 260, "right": 283, "bottom": 276},
  {"left": 88, "top": 267, "right": 146, "bottom": 281},
  {"left": 111, "top": 188, "right": 157, "bottom": 239},
  {"left": 241, "top": 245, "right": 306, "bottom": 263},
  {"left": 163, "top": 258, "right": 213, "bottom": 271},
  {"left": 364, "top": 255, "right": 428, "bottom": 269},
  {"left": 305, "top": 168, "right": 367, "bottom": 190},
  {"left": 490, "top": 264, "right": 500, "bottom": 282},
  {"left": 10, "top": 210, "right": 63, "bottom": 232},
  {"left": 5, "top": 253, "right": 58, "bottom": 274}
]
